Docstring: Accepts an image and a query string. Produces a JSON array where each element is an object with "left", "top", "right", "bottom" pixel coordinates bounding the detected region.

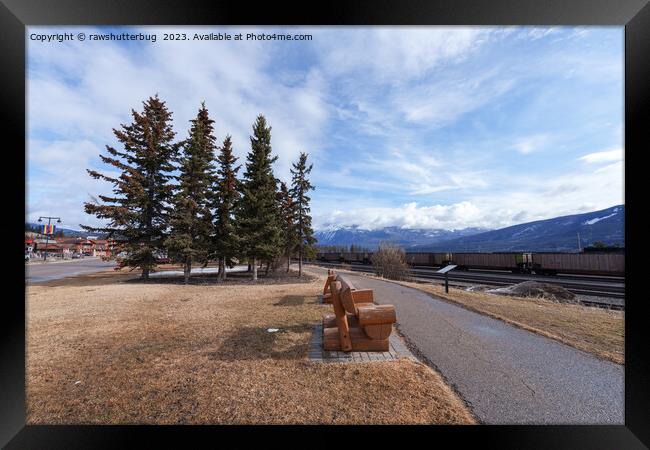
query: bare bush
[{"left": 371, "top": 243, "right": 411, "bottom": 281}]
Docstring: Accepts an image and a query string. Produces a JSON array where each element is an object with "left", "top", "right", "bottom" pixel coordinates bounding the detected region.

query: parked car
[
  {"left": 155, "top": 257, "right": 172, "bottom": 264},
  {"left": 71, "top": 253, "right": 82, "bottom": 259}
]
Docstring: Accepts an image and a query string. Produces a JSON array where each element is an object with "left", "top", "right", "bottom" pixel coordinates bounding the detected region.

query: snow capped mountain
[
  {"left": 314, "top": 225, "right": 487, "bottom": 249},
  {"left": 315, "top": 205, "right": 625, "bottom": 252},
  {"left": 412, "top": 205, "right": 624, "bottom": 252}
]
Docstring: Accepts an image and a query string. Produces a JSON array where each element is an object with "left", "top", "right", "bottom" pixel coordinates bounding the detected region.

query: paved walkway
[{"left": 307, "top": 267, "right": 624, "bottom": 424}]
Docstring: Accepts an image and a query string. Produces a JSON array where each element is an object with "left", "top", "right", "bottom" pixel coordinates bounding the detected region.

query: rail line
[{"left": 309, "top": 261, "right": 625, "bottom": 309}]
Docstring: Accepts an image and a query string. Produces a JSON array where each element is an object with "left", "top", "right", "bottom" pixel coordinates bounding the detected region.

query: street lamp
[{"left": 38, "top": 216, "right": 62, "bottom": 261}]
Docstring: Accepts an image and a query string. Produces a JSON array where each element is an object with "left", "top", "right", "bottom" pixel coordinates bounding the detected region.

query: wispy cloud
[{"left": 579, "top": 148, "right": 623, "bottom": 164}]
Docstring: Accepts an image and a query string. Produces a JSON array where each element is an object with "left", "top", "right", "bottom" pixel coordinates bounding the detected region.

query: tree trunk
[
  {"left": 286, "top": 255, "right": 290, "bottom": 273},
  {"left": 221, "top": 257, "right": 227, "bottom": 281},
  {"left": 265, "top": 261, "right": 270, "bottom": 276},
  {"left": 252, "top": 257, "right": 258, "bottom": 280},
  {"left": 184, "top": 257, "right": 191, "bottom": 285},
  {"left": 247, "top": 262, "right": 252, "bottom": 272},
  {"left": 142, "top": 267, "right": 150, "bottom": 281},
  {"left": 298, "top": 244, "right": 303, "bottom": 277}
]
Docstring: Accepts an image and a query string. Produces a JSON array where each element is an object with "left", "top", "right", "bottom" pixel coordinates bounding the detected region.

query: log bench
[
  {"left": 322, "top": 270, "right": 374, "bottom": 305},
  {"left": 322, "top": 274, "right": 396, "bottom": 352},
  {"left": 322, "top": 269, "right": 337, "bottom": 303},
  {"left": 322, "top": 274, "right": 374, "bottom": 328}
]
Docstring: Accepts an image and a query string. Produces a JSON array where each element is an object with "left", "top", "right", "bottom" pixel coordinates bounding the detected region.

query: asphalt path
[
  {"left": 25, "top": 258, "right": 116, "bottom": 283},
  {"left": 311, "top": 267, "right": 624, "bottom": 424}
]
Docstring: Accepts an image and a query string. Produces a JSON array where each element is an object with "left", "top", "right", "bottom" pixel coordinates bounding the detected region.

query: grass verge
[{"left": 27, "top": 270, "right": 474, "bottom": 424}]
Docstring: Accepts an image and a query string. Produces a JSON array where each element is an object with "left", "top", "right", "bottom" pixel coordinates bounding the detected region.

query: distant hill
[
  {"left": 314, "top": 225, "right": 487, "bottom": 250},
  {"left": 411, "top": 205, "right": 624, "bottom": 252},
  {"left": 25, "top": 222, "right": 105, "bottom": 238}
]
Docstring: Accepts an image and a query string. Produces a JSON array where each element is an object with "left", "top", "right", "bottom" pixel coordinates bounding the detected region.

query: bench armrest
[{"left": 357, "top": 304, "right": 396, "bottom": 326}]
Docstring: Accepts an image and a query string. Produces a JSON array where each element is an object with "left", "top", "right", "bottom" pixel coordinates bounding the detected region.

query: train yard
[{"left": 309, "top": 261, "right": 625, "bottom": 309}]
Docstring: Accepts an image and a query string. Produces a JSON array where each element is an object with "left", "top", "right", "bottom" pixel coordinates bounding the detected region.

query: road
[
  {"left": 26, "top": 258, "right": 116, "bottom": 283},
  {"left": 25, "top": 260, "right": 248, "bottom": 283},
  {"left": 312, "top": 267, "right": 624, "bottom": 424}
]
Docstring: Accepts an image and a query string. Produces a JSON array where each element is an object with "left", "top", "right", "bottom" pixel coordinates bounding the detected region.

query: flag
[{"left": 42, "top": 224, "right": 56, "bottom": 235}]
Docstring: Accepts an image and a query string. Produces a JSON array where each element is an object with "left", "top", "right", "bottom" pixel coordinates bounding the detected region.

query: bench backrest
[
  {"left": 329, "top": 280, "right": 352, "bottom": 351},
  {"left": 336, "top": 275, "right": 358, "bottom": 314}
]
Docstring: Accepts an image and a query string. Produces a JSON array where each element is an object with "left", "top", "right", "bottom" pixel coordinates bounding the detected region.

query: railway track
[{"left": 310, "top": 261, "right": 625, "bottom": 309}]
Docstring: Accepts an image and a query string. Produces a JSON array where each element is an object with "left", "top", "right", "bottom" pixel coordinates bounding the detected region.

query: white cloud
[
  {"left": 579, "top": 148, "right": 623, "bottom": 164},
  {"left": 312, "top": 160, "right": 624, "bottom": 231},
  {"left": 512, "top": 134, "right": 550, "bottom": 154},
  {"left": 317, "top": 27, "right": 490, "bottom": 80}
]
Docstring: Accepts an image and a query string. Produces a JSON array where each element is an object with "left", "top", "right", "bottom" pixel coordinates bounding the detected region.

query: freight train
[{"left": 314, "top": 251, "right": 625, "bottom": 276}]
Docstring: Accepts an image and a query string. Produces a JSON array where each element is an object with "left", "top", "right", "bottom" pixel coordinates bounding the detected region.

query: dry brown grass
[
  {"left": 26, "top": 270, "right": 474, "bottom": 424},
  {"left": 392, "top": 280, "right": 624, "bottom": 365}
]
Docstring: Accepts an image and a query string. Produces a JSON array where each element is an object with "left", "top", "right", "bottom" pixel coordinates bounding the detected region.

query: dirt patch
[
  {"left": 486, "top": 281, "right": 577, "bottom": 303},
  {"left": 26, "top": 270, "right": 474, "bottom": 424}
]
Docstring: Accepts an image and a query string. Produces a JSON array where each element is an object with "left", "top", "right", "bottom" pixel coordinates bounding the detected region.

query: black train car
[{"left": 317, "top": 252, "right": 343, "bottom": 262}]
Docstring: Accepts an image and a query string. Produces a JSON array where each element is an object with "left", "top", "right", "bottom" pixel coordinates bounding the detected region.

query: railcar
[
  {"left": 531, "top": 252, "right": 624, "bottom": 276},
  {"left": 448, "top": 252, "right": 522, "bottom": 271},
  {"left": 316, "top": 250, "right": 624, "bottom": 276}
]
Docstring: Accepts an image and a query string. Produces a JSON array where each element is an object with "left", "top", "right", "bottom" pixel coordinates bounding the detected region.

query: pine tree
[
  {"left": 213, "top": 135, "right": 241, "bottom": 281},
  {"left": 237, "top": 115, "right": 283, "bottom": 280},
  {"left": 277, "top": 181, "right": 299, "bottom": 272},
  {"left": 289, "top": 152, "right": 316, "bottom": 277},
  {"left": 165, "top": 102, "right": 217, "bottom": 284},
  {"left": 83, "top": 95, "right": 178, "bottom": 280}
]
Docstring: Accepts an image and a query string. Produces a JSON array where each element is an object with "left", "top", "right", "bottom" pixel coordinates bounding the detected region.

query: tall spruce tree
[
  {"left": 213, "top": 135, "right": 241, "bottom": 281},
  {"left": 83, "top": 95, "right": 178, "bottom": 280},
  {"left": 237, "top": 115, "right": 282, "bottom": 280},
  {"left": 165, "top": 103, "right": 217, "bottom": 284},
  {"left": 289, "top": 152, "right": 316, "bottom": 277},
  {"left": 277, "top": 181, "right": 299, "bottom": 272}
]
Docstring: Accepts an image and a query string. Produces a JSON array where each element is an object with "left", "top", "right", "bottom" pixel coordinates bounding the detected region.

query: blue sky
[{"left": 27, "top": 26, "right": 624, "bottom": 231}]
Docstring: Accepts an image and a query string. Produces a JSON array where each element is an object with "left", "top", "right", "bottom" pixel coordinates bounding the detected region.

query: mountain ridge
[{"left": 315, "top": 205, "right": 625, "bottom": 252}]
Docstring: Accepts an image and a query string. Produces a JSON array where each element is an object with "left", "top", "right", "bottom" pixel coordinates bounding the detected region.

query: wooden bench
[
  {"left": 322, "top": 270, "right": 374, "bottom": 305},
  {"left": 321, "top": 269, "right": 337, "bottom": 303},
  {"left": 322, "top": 274, "right": 396, "bottom": 352},
  {"left": 322, "top": 273, "right": 374, "bottom": 327}
]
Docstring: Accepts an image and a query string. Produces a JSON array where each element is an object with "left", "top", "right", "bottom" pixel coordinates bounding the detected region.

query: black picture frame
[{"left": 2, "top": 0, "right": 648, "bottom": 448}]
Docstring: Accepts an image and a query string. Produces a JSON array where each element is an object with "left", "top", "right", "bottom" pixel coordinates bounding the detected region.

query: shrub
[{"left": 371, "top": 243, "right": 411, "bottom": 281}]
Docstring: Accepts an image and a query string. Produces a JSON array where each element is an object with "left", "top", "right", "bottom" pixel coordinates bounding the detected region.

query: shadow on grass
[
  {"left": 207, "top": 324, "right": 314, "bottom": 361},
  {"left": 273, "top": 295, "right": 309, "bottom": 306}
]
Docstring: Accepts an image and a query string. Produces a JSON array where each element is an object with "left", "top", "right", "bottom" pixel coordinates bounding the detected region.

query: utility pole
[
  {"left": 38, "top": 216, "right": 61, "bottom": 261},
  {"left": 577, "top": 232, "right": 582, "bottom": 252}
]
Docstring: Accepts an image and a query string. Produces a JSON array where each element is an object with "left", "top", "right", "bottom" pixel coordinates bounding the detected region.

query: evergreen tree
[
  {"left": 213, "top": 135, "right": 241, "bottom": 281},
  {"left": 289, "top": 152, "right": 316, "bottom": 277},
  {"left": 83, "top": 95, "right": 178, "bottom": 280},
  {"left": 277, "top": 181, "right": 299, "bottom": 272},
  {"left": 237, "top": 115, "right": 282, "bottom": 280},
  {"left": 165, "top": 102, "right": 217, "bottom": 284}
]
